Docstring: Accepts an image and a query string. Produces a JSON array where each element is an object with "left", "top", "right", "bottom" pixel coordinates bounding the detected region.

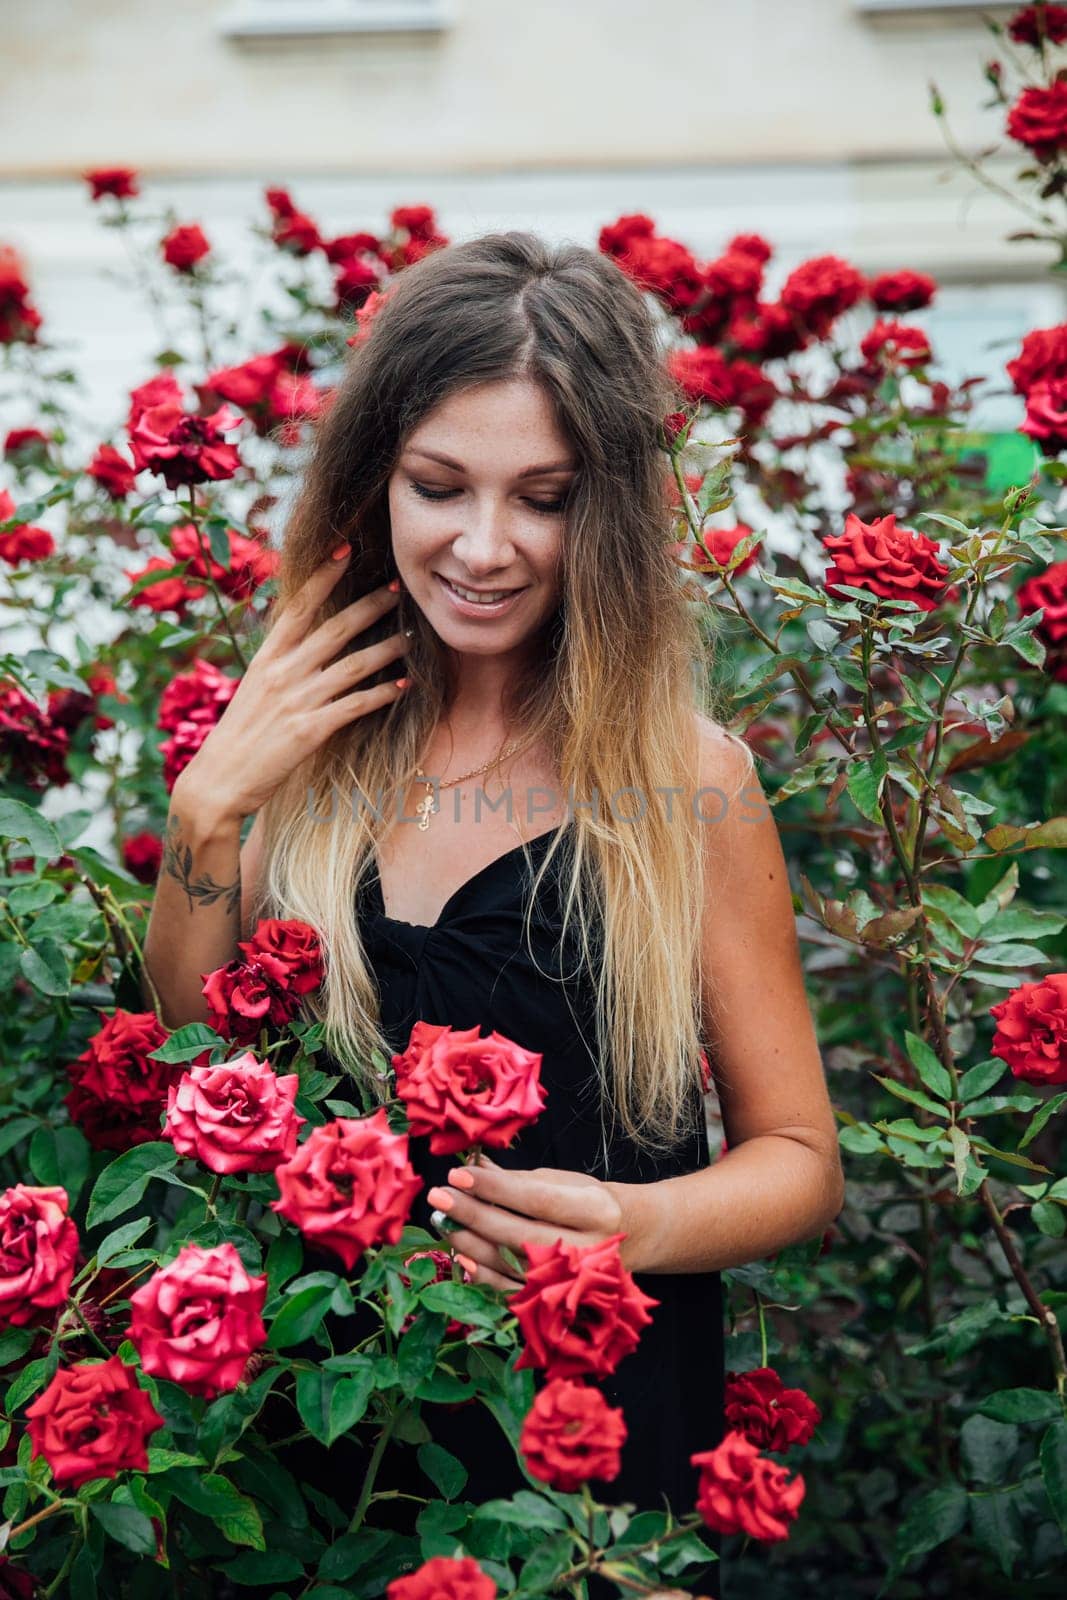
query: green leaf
[
  {"left": 28, "top": 1124, "right": 91, "bottom": 1207},
  {"left": 86, "top": 1143, "right": 177, "bottom": 1228},
  {"left": 147, "top": 1024, "right": 222, "bottom": 1064},
  {"left": 90, "top": 1502, "right": 157, "bottom": 1556},
  {"left": 904, "top": 1032, "right": 953, "bottom": 1101},
  {"left": 872, "top": 1075, "right": 947, "bottom": 1119},
  {"left": 845, "top": 754, "right": 887, "bottom": 824},
  {"left": 221, "top": 1551, "right": 305, "bottom": 1585},
  {"left": 327, "top": 1372, "right": 375, "bottom": 1444},
  {"left": 69, "top": 1544, "right": 97, "bottom": 1600},
  {"left": 0, "top": 1328, "right": 35, "bottom": 1368},
  {"left": 317, "top": 1529, "right": 393, "bottom": 1583},
  {"left": 519, "top": 1532, "right": 573, "bottom": 1591},
  {"left": 95, "top": 1217, "right": 153, "bottom": 1266},
  {"left": 265, "top": 1230, "right": 303, "bottom": 1291},
  {"left": 958, "top": 1059, "right": 1006, "bottom": 1102},
  {"left": 0, "top": 1118, "right": 38, "bottom": 1159},
  {"left": 422, "top": 1280, "right": 501, "bottom": 1330},
  {"left": 417, "top": 1442, "right": 467, "bottom": 1502},
  {"left": 19, "top": 939, "right": 70, "bottom": 997},
  {"left": 1032, "top": 1200, "right": 1066, "bottom": 1236},
  {"left": 1040, "top": 1417, "right": 1067, "bottom": 1539},
  {"left": 161, "top": 1469, "right": 265, "bottom": 1549},
  {"left": 267, "top": 1284, "right": 335, "bottom": 1350},
  {"left": 0, "top": 799, "right": 61, "bottom": 860},
  {"left": 961, "top": 1415, "right": 1018, "bottom": 1486},
  {"left": 968, "top": 1487, "right": 1024, "bottom": 1577},
  {"left": 4, "top": 1356, "right": 54, "bottom": 1413},
  {"left": 978, "top": 1389, "right": 1062, "bottom": 1424},
  {"left": 473, "top": 1490, "right": 569, "bottom": 1531},
  {"left": 889, "top": 1482, "right": 968, "bottom": 1575},
  {"left": 396, "top": 1311, "right": 445, "bottom": 1396},
  {"left": 1020, "top": 1091, "right": 1067, "bottom": 1150}
]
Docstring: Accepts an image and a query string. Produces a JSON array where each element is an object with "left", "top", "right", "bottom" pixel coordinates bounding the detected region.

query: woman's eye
[{"left": 410, "top": 482, "right": 567, "bottom": 516}]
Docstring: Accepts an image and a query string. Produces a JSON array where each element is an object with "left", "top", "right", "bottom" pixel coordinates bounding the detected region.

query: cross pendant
[{"left": 415, "top": 788, "right": 437, "bottom": 832}]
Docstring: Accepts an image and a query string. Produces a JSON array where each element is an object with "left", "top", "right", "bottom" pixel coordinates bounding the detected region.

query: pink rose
[
  {"left": 128, "top": 1242, "right": 268, "bottom": 1398},
  {"left": 164, "top": 1050, "right": 305, "bottom": 1174}
]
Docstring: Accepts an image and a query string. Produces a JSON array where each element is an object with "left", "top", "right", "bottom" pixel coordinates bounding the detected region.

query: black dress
[{"left": 359, "top": 822, "right": 726, "bottom": 1564}]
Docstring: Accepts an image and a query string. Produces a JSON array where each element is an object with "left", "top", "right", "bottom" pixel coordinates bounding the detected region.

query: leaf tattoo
[{"left": 162, "top": 814, "right": 241, "bottom": 916}]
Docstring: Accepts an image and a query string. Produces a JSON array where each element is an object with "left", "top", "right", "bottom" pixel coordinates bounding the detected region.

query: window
[{"left": 218, "top": 0, "right": 453, "bottom": 39}]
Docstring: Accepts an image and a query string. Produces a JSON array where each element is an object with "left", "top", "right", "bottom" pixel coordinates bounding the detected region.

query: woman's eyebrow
[{"left": 405, "top": 447, "right": 577, "bottom": 478}]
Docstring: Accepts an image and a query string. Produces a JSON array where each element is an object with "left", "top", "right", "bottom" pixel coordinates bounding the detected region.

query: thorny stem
[
  {"left": 185, "top": 486, "right": 250, "bottom": 672},
  {"left": 348, "top": 1405, "right": 406, "bottom": 1534}
]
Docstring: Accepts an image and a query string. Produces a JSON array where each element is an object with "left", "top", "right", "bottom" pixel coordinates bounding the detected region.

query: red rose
[
  {"left": 128, "top": 372, "right": 183, "bottom": 425},
  {"left": 1011, "top": 332, "right": 1053, "bottom": 403},
  {"left": 158, "top": 658, "right": 239, "bottom": 734},
  {"left": 0, "top": 489, "right": 54, "bottom": 566},
  {"left": 1007, "top": 82, "right": 1067, "bottom": 161},
  {"left": 621, "top": 233, "right": 704, "bottom": 316},
  {"left": 0, "top": 1186, "right": 78, "bottom": 1329},
  {"left": 599, "top": 213, "right": 656, "bottom": 258},
  {"left": 200, "top": 353, "right": 280, "bottom": 411},
  {"left": 1009, "top": 4, "right": 1067, "bottom": 45},
  {"left": 244, "top": 918, "right": 325, "bottom": 996},
  {"left": 0, "top": 681, "right": 70, "bottom": 790},
  {"left": 1016, "top": 558, "right": 1067, "bottom": 678},
  {"left": 264, "top": 190, "right": 322, "bottom": 255},
  {"left": 129, "top": 1242, "right": 268, "bottom": 1397},
  {"left": 129, "top": 397, "right": 241, "bottom": 491},
  {"left": 122, "top": 829, "right": 163, "bottom": 884},
  {"left": 692, "top": 1429, "right": 805, "bottom": 1542},
  {"left": 868, "top": 269, "right": 936, "bottom": 313},
  {"left": 780, "top": 254, "right": 866, "bottom": 338},
  {"left": 64, "top": 1008, "right": 185, "bottom": 1151},
  {"left": 324, "top": 231, "right": 384, "bottom": 264},
  {"left": 698, "top": 1047, "right": 713, "bottom": 1095},
  {"left": 728, "top": 233, "right": 773, "bottom": 264},
  {"left": 688, "top": 524, "right": 760, "bottom": 578},
  {"left": 386, "top": 1556, "right": 496, "bottom": 1600},
  {"left": 724, "top": 1366, "right": 821, "bottom": 1452},
  {"left": 822, "top": 512, "right": 952, "bottom": 612},
  {"left": 334, "top": 254, "right": 381, "bottom": 312},
  {"left": 272, "top": 1110, "right": 422, "bottom": 1271},
  {"left": 0, "top": 1556, "right": 36, "bottom": 1599},
  {"left": 162, "top": 223, "right": 210, "bottom": 273},
  {"left": 84, "top": 167, "right": 139, "bottom": 202},
  {"left": 166, "top": 521, "right": 277, "bottom": 600},
  {"left": 391, "top": 204, "right": 438, "bottom": 240},
  {"left": 667, "top": 349, "right": 777, "bottom": 423},
  {"left": 728, "top": 301, "right": 807, "bottom": 361},
  {"left": 519, "top": 1376, "right": 627, "bottom": 1491},
  {"left": 510, "top": 1233, "right": 658, "bottom": 1381},
  {"left": 0, "top": 247, "right": 42, "bottom": 346},
  {"left": 25, "top": 1355, "right": 163, "bottom": 1489},
  {"left": 1021, "top": 376, "right": 1067, "bottom": 453},
  {"left": 399, "top": 1249, "right": 473, "bottom": 1336},
  {"left": 990, "top": 974, "right": 1067, "bottom": 1086},
  {"left": 160, "top": 718, "right": 214, "bottom": 790},
  {"left": 164, "top": 1050, "right": 304, "bottom": 1175},
  {"left": 393, "top": 1022, "right": 546, "bottom": 1157},
  {"left": 860, "top": 319, "right": 932, "bottom": 370},
  {"left": 4, "top": 427, "right": 49, "bottom": 457},
  {"left": 124, "top": 556, "right": 207, "bottom": 616},
  {"left": 202, "top": 949, "right": 300, "bottom": 1045},
  {"left": 87, "top": 443, "right": 138, "bottom": 497}
]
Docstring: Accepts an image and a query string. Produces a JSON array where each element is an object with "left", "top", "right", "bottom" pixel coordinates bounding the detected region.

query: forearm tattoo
[{"left": 162, "top": 813, "right": 241, "bottom": 916}]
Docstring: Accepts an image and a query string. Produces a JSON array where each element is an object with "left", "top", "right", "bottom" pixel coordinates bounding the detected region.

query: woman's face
[{"left": 387, "top": 376, "right": 576, "bottom": 657}]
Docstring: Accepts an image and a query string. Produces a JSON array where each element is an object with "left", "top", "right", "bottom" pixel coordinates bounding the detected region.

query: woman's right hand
[{"left": 174, "top": 544, "right": 409, "bottom": 823}]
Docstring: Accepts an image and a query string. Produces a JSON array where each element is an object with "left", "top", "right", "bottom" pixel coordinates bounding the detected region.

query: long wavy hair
[{"left": 254, "top": 230, "right": 754, "bottom": 1156}]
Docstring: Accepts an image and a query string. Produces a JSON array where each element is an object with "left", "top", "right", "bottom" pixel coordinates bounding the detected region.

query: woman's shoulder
[{"left": 691, "top": 710, "right": 758, "bottom": 799}]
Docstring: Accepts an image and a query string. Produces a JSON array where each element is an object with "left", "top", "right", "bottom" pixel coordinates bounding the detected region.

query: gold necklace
[{"left": 413, "top": 735, "right": 539, "bottom": 832}]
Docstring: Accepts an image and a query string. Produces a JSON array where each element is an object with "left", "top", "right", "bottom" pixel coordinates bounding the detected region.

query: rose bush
[{"left": 0, "top": 8, "right": 1066, "bottom": 1591}]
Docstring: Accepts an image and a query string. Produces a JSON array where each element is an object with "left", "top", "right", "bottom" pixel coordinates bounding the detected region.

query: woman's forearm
[{"left": 611, "top": 1134, "right": 845, "bottom": 1276}]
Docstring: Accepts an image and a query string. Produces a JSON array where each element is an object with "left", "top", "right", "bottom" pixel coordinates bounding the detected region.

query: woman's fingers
[{"left": 446, "top": 1231, "right": 524, "bottom": 1293}]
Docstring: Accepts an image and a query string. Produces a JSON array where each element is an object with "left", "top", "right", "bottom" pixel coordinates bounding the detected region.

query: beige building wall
[{"left": 5, "top": 0, "right": 1014, "bottom": 175}]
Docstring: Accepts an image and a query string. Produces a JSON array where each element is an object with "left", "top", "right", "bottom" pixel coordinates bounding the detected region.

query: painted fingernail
[
  {"left": 427, "top": 1187, "right": 453, "bottom": 1211},
  {"left": 394, "top": 677, "right": 411, "bottom": 690},
  {"left": 448, "top": 1169, "right": 475, "bottom": 1190},
  {"left": 455, "top": 1254, "right": 477, "bottom": 1276},
  {"left": 331, "top": 542, "right": 350, "bottom": 561},
  {"left": 387, "top": 577, "right": 400, "bottom": 591}
]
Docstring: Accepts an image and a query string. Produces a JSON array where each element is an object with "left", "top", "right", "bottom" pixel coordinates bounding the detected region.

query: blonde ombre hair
[{"left": 254, "top": 231, "right": 754, "bottom": 1156}]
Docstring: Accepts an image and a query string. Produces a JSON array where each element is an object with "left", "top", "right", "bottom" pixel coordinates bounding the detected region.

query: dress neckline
[{"left": 365, "top": 821, "right": 567, "bottom": 933}]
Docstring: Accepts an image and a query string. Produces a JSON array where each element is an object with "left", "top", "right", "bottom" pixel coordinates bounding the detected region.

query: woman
[{"left": 143, "top": 232, "right": 843, "bottom": 1596}]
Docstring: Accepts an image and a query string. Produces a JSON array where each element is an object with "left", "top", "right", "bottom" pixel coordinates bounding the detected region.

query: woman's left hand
[{"left": 425, "top": 1156, "right": 634, "bottom": 1293}]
